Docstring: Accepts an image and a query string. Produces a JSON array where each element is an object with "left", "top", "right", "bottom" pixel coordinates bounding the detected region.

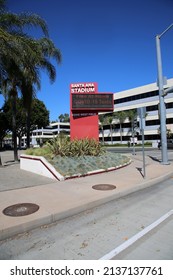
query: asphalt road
[
  {"left": 0, "top": 177, "right": 173, "bottom": 260},
  {"left": 106, "top": 146, "right": 158, "bottom": 154}
]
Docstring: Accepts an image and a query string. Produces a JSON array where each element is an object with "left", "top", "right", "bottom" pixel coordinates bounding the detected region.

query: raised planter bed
[{"left": 20, "top": 153, "right": 131, "bottom": 181}]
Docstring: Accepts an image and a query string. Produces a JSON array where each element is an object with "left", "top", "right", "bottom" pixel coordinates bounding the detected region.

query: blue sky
[{"left": 1, "top": 0, "right": 173, "bottom": 121}]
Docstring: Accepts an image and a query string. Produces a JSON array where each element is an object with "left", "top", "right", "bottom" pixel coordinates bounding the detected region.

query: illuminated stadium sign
[{"left": 72, "top": 93, "right": 113, "bottom": 111}]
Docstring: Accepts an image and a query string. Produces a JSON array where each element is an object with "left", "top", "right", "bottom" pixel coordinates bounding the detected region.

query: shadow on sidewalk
[
  {"left": 148, "top": 155, "right": 161, "bottom": 163},
  {"left": 136, "top": 167, "right": 145, "bottom": 178}
]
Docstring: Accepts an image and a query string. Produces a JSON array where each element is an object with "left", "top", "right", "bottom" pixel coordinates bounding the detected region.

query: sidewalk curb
[{"left": 1, "top": 170, "right": 173, "bottom": 241}]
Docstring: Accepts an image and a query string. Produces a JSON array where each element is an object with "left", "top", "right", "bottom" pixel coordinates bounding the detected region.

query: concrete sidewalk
[{"left": 0, "top": 150, "right": 173, "bottom": 241}]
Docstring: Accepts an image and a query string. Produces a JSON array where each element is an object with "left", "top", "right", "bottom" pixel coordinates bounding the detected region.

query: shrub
[
  {"left": 25, "top": 146, "right": 51, "bottom": 157},
  {"left": 46, "top": 136, "right": 105, "bottom": 157},
  {"left": 46, "top": 135, "right": 71, "bottom": 156}
]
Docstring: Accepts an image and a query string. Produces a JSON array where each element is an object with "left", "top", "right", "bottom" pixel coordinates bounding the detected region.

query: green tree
[
  {"left": 21, "top": 37, "right": 61, "bottom": 148},
  {"left": 58, "top": 113, "right": 70, "bottom": 122},
  {"left": 0, "top": 0, "right": 62, "bottom": 159},
  {"left": 58, "top": 114, "right": 64, "bottom": 122},
  {"left": 157, "top": 126, "right": 172, "bottom": 139},
  {"left": 99, "top": 114, "right": 106, "bottom": 144},
  {"left": 99, "top": 114, "right": 114, "bottom": 144},
  {"left": 63, "top": 113, "right": 70, "bottom": 122},
  {"left": 3, "top": 98, "right": 50, "bottom": 148},
  {"left": 31, "top": 99, "right": 49, "bottom": 129},
  {"left": 2, "top": 98, "right": 26, "bottom": 149},
  {"left": 99, "top": 114, "right": 116, "bottom": 144},
  {"left": 1, "top": 61, "right": 24, "bottom": 160},
  {"left": 106, "top": 115, "right": 114, "bottom": 144},
  {"left": 114, "top": 111, "right": 127, "bottom": 143},
  {"left": 0, "top": 0, "right": 48, "bottom": 160},
  {"left": 127, "top": 109, "right": 137, "bottom": 134},
  {"left": 126, "top": 109, "right": 138, "bottom": 149}
]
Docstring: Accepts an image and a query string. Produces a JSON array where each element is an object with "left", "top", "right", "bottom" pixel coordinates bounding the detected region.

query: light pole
[{"left": 156, "top": 23, "right": 173, "bottom": 164}]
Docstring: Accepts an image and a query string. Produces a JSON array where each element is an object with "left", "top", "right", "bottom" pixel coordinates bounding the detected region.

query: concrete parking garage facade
[{"left": 99, "top": 78, "right": 173, "bottom": 145}]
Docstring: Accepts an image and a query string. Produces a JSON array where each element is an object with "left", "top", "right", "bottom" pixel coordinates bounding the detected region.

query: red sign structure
[{"left": 70, "top": 82, "right": 113, "bottom": 140}]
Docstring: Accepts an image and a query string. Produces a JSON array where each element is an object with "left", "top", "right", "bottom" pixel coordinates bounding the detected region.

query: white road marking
[{"left": 100, "top": 209, "right": 173, "bottom": 260}]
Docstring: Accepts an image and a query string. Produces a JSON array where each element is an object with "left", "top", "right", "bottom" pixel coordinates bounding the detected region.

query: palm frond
[
  {"left": 0, "top": 12, "right": 48, "bottom": 36},
  {"left": 0, "top": 0, "right": 5, "bottom": 13},
  {"left": 37, "top": 37, "right": 62, "bottom": 63},
  {"left": 39, "top": 58, "right": 56, "bottom": 82}
]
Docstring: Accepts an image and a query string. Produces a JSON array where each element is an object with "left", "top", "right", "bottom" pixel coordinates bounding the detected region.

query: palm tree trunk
[
  {"left": 11, "top": 92, "right": 18, "bottom": 161},
  {"left": 18, "top": 136, "right": 22, "bottom": 149},
  {"left": 102, "top": 127, "right": 104, "bottom": 144},
  {"left": 120, "top": 123, "right": 123, "bottom": 143},
  {"left": 26, "top": 111, "right": 31, "bottom": 148},
  {"left": 110, "top": 124, "right": 113, "bottom": 144}
]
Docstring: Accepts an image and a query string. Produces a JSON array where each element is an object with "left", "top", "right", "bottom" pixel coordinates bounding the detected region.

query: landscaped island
[{"left": 24, "top": 136, "right": 131, "bottom": 179}]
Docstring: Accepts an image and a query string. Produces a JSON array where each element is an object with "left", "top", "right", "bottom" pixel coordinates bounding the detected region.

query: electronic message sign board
[{"left": 72, "top": 93, "right": 113, "bottom": 111}]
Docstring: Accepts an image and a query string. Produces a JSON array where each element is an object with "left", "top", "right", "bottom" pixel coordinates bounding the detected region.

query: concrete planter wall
[
  {"left": 20, "top": 154, "right": 131, "bottom": 181},
  {"left": 20, "top": 154, "right": 64, "bottom": 181}
]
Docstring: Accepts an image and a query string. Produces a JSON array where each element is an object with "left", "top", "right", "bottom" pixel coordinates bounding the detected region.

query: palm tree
[
  {"left": 0, "top": 1, "right": 49, "bottom": 71},
  {"left": 21, "top": 38, "right": 61, "bottom": 148},
  {"left": 58, "top": 114, "right": 64, "bottom": 122},
  {"left": 63, "top": 113, "right": 70, "bottom": 122},
  {"left": 1, "top": 60, "right": 24, "bottom": 160},
  {"left": 0, "top": 0, "right": 48, "bottom": 160},
  {"left": 0, "top": 0, "right": 62, "bottom": 157},
  {"left": 99, "top": 114, "right": 115, "bottom": 144},
  {"left": 99, "top": 114, "right": 106, "bottom": 144},
  {"left": 58, "top": 113, "right": 70, "bottom": 123},
  {"left": 103, "top": 115, "right": 114, "bottom": 144},
  {"left": 114, "top": 111, "right": 127, "bottom": 143},
  {"left": 157, "top": 126, "right": 172, "bottom": 139},
  {"left": 126, "top": 109, "right": 138, "bottom": 149}
]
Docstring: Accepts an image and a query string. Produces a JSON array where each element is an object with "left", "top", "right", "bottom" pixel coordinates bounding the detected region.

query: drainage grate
[
  {"left": 92, "top": 184, "right": 116, "bottom": 191},
  {"left": 3, "top": 203, "right": 39, "bottom": 217}
]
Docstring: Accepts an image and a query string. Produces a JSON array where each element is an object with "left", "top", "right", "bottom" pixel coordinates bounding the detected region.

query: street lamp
[{"left": 156, "top": 23, "right": 173, "bottom": 164}]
